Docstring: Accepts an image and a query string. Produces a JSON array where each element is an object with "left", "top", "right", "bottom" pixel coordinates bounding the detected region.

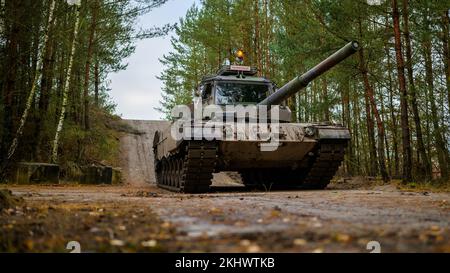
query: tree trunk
[
  {"left": 364, "top": 86, "right": 378, "bottom": 177},
  {"left": 423, "top": 21, "right": 449, "bottom": 180},
  {"left": 322, "top": 77, "right": 330, "bottom": 121},
  {"left": 442, "top": 11, "right": 450, "bottom": 112},
  {"left": 356, "top": 18, "right": 379, "bottom": 177},
  {"left": 1, "top": 0, "right": 20, "bottom": 170},
  {"left": 83, "top": 0, "right": 99, "bottom": 131},
  {"left": 288, "top": 96, "right": 298, "bottom": 123},
  {"left": 255, "top": 0, "right": 262, "bottom": 74},
  {"left": 401, "top": 0, "right": 432, "bottom": 180},
  {"left": 52, "top": 5, "right": 81, "bottom": 164},
  {"left": 94, "top": 60, "right": 99, "bottom": 107},
  {"left": 359, "top": 47, "right": 389, "bottom": 182},
  {"left": 342, "top": 78, "right": 354, "bottom": 175},
  {"left": 391, "top": 0, "right": 413, "bottom": 183},
  {"left": 384, "top": 40, "right": 400, "bottom": 177},
  {"left": 35, "top": 10, "right": 58, "bottom": 161},
  {"left": 55, "top": 48, "right": 66, "bottom": 123},
  {"left": 263, "top": 0, "right": 271, "bottom": 78},
  {"left": 353, "top": 88, "right": 363, "bottom": 174},
  {"left": 379, "top": 86, "right": 391, "bottom": 177}
]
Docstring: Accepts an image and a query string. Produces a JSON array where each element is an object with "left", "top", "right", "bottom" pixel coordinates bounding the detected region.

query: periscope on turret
[{"left": 153, "top": 42, "right": 360, "bottom": 193}]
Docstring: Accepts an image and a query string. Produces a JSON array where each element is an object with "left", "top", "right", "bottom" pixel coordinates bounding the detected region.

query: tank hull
[{"left": 217, "top": 140, "right": 317, "bottom": 170}]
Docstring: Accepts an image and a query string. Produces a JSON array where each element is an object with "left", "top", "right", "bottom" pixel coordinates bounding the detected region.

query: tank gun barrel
[{"left": 259, "top": 41, "right": 360, "bottom": 106}]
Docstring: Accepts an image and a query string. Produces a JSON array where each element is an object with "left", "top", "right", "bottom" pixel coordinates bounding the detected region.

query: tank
[{"left": 153, "top": 41, "right": 360, "bottom": 193}]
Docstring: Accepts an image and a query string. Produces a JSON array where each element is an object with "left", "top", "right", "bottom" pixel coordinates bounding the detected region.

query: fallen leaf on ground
[
  {"left": 335, "top": 233, "right": 351, "bottom": 243},
  {"left": 293, "top": 238, "right": 307, "bottom": 246},
  {"left": 240, "top": 240, "right": 251, "bottom": 247},
  {"left": 247, "top": 245, "right": 261, "bottom": 253},
  {"left": 110, "top": 239, "right": 125, "bottom": 247},
  {"left": 141, "top": 240, "right": 157, "bottom": 248}
]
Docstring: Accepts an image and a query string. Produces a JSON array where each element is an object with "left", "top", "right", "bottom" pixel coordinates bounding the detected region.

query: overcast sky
[{"left": 108, "top": 0, "right": 197, "bottom": 121}]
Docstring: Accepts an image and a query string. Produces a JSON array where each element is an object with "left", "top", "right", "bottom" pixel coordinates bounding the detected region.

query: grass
[
  {"left": 331, "top": 176, "right": 450, "bottom": 193},
  {"left": 395, "top": 179, "right": 450, "bottom": 193}
]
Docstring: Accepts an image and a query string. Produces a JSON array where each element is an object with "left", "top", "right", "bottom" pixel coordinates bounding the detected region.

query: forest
[
  {"left": 0, "top": 0, "right": 170, "bottom": 178},
  {"left": 158, "top": 0, "right": 450, "bottom": 184}
]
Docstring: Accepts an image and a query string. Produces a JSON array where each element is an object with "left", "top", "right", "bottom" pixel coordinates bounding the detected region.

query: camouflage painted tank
[{"left": 153, "top": 41, "right": 360, "bottom": 193}]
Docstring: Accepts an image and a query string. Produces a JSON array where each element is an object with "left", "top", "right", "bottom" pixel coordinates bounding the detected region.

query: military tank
[{"left": 153, "top": 41, "right": 359, "bottom": 193}]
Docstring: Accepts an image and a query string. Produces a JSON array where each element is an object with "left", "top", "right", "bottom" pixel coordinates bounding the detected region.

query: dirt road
[
  {"left": 1, "top": 120, "right": 449, "bottom": 253},
  {"left": 2, "top": 185, "right": 449, "bottom": 253}
]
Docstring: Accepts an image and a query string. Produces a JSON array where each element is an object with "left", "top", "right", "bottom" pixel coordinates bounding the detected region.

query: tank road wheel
[
  {"left": 173, "top": 159, "right": 181, "bottom": 188},
  {"left": 162, "top": 159, "right": 168, "bottom": 186},
  {"left": 180, "top": 141, "right": 217, "bottom": 193},
  {"left": 154, "top": 159, "right": 162, "bottom": 185},
  {"left": 175, "top": 158, "right": 183, "bottom": 189},
  {"left": 170, "top": 159, "right": 176, "bottom": 187},
  {"left": 159, "top": 159, "right": 164, "bottom": 185},
  {"left": 156, "top": 141, "right": 218, "bottom": 193},
  {"left": 157, "top": 156, "right": 180, "bottom": 192},
  {"left": 165, "top": 158, "right": 171, "bottom": 187}
]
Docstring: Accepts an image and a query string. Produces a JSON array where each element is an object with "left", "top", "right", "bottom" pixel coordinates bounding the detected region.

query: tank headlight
[{"left": 305, "top": 127, "right": 316, "bottom": 137}]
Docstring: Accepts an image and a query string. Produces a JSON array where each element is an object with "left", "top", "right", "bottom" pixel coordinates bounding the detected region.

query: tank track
[
  {"left": 301, "top": 140, "right": 347, "bottom": 189},
  {"left": 240, "top": 140, "right": 347, "bottom": 190},
  {"left": 155, "top": 141, "right": 217, "bottom": 193}
]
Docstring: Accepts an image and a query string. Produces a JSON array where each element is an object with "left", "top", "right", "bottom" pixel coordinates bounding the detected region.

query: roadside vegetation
[{"left": 0, "top": 0, "right": 171, "bottom": 179}]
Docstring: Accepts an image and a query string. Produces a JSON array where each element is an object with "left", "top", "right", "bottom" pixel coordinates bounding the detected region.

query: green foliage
[
  {"left": 0, "top": 0, "right": 169, "bottom": 171},
  {"left": 59, "top": 110, "right": 121, "bottom": 168}
]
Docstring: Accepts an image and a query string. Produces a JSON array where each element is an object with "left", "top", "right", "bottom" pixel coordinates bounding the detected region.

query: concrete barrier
[
  {"left": 11, "top": 163, "right": 60, "bottom": 184},
  {"left": 6, "top": 163, "right": 122, "bottom": 185},
  {"left": 80, "top": 166, "right": 122, "bottom": 185}
]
